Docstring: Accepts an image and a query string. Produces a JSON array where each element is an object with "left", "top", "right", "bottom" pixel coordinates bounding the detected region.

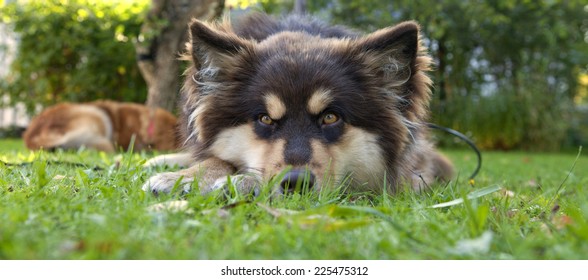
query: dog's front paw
[
  {"left": 143, "top": 153, "right": 193, "bottom": 168},
  {"left": 142, "top": 172, "right": 193, "bottom": 195},
  {"left": 203, "top": 174, "right": 262, "bottom": 196}
]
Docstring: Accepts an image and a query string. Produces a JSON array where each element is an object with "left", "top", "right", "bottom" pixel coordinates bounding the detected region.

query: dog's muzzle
[{"left": 278, "top": 169, "right": 316, "bottom": 194}]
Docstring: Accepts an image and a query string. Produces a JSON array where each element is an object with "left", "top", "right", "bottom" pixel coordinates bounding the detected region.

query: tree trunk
[
  {"left": 293, "top": 0, "right": 307, "bottom": 14},
  {"left": 136, "top": 0, "right": 225, "bottom": 112}
]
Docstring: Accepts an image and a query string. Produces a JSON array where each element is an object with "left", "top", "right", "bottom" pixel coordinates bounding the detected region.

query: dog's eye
[
  {"left": 258, "top": 114, "right": 274, "bottom": 125},
  {"left": 321, "top": 113, "right": 339, "bottom": 125}
]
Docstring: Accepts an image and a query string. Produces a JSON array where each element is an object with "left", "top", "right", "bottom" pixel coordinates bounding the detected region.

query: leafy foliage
[
  {"left": 2, "top": 0, "right": 587, "bottom": 150},
  {"left": 0, "top": 0, "right": 149, "bottom": 113}
]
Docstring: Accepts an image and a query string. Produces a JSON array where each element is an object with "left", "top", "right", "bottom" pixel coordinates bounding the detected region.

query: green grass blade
[
  {"left": 429, "top": 184, "right": 502, "bottom": 209},
  {"left": 547, "top": 146, "right": 582, "bottom": 207}
]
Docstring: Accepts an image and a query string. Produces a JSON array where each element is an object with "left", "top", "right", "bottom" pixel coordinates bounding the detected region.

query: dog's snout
[
  {"left": 284, "top": 138, "right": 311, "bottom": 165},
  {"left": 279, "top": 170, "right": 316, "bottom": 194}
]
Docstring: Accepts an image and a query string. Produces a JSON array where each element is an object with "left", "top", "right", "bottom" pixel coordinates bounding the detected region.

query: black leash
[{"left": 427, "top": 123, "right": 482, "bottom": 180}]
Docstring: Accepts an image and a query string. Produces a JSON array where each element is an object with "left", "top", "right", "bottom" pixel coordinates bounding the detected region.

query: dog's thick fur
[
  {"left": 24, "top": 100, "right": 178, "bottom": 152},
  {"left": 143, "top": 13, "right": 454, "bottom": 196}
]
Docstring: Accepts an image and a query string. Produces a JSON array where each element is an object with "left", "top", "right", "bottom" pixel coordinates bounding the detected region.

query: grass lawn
[{"left": 0, "top": 138, "right": 586, "bottom": 259}]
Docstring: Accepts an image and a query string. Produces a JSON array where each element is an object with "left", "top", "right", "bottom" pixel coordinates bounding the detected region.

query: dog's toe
[
  {"left": 142, "top": 172, "right": 192, "bottom": 195},
  {"left": 204, "top": 174, "right": 261, "bottom": 196}
]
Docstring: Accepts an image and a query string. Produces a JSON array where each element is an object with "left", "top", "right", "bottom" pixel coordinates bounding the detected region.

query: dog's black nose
[{"left": 279, "top": 170, "right": 315, "bottom": 194}]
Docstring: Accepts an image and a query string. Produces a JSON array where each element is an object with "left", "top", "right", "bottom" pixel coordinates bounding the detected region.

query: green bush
[
  {"left": 432, "top": 82, "right": 573, "bottom": 151},
  {"left": 0, "top": 0, "right": 149, "bottom": 113}
]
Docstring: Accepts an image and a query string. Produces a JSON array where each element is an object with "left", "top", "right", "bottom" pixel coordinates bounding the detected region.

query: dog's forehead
[
  {"left": 257, "top": 31, "right": 348, "bottom": 53},
  {"left": 255, "top": 32, "right": 351, "bottom": 75},
  {"left": 263, "top": 89, "right": 333, "bottom": 119},
  {"left": 250, "top": 35, "right": 354, "bottom": 116}
]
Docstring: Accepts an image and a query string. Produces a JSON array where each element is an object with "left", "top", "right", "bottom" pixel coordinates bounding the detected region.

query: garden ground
[{"left": 0, "top": 139, "right": 586, "bottom": 259}]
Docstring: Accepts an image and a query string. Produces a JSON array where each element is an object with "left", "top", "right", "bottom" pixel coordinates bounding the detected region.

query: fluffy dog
[
  {"left": 24, "top": 100, "right": 178, "bottom": 152},
  {"left": 143, "top": 13, "right": 453, "bottom": 196}
]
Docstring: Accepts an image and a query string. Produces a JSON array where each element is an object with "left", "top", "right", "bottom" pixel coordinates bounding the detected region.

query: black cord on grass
[
  {"left": 0, "top": 159, "right": 104, "bottom": 171},
  {"left": 427, "top": 123, "right": 482, "bottom": 180}
]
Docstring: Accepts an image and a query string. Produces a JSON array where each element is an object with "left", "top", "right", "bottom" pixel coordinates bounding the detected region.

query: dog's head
[{"left": 181, "top": 15, "right": 433, "bottom": 194}]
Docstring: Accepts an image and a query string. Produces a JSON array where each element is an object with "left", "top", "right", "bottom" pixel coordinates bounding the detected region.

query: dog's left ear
[
  {"left": 355, "top": 21, "right": 433, "bottom": 121},
  {"left": 355, "top": 21, "right": 420, "bottom": 85}
]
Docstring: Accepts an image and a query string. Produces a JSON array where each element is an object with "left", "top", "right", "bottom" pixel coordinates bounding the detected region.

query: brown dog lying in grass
[{"left": 24, "top": 100, "right": 179, "bottom": 152}]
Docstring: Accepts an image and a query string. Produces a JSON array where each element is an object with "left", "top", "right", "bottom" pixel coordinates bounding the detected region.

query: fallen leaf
[
  {"left": 448, "top": 231, "right": 493, "bottom": 255},
  {"left": 540, "top": 214, "right": 574, "bottom": 235},
  {"left": 147, "top": 200, "right": 193, "bottom": 214},
  {"left": 86, "top": 214, "right": 106, "bottom": 225},
  {"left": 506, "top": 209, "right": 519, "bottom": 218},
  {"left": 291, "top": 214, "right": 372, "bottom": 232},
  {"left": 201, "top": 208, "right": 230, "bottom": 218},
  {"left": 553, "top": 215, "right": 573, "bottom": 229},
  {"left": 53, "top": 174, "right": 71, "bottom": 180},
  {"left": 257, "top": 204, "right": 374, "bottom": 232},
  {"left": 183, "top": 219, "right": 203, "bottom": 227},
  {"left": 497, "top": 188, "right": 515, "bottom": 198},
  {"left": 59, "top": 240, "right": 85, "bottom": 253},
  {"left": 527, "top": 179, "right": 539, "bottom": 188},
  {"left": 257, "top": 203, "right": 299, "bottom": 218}
]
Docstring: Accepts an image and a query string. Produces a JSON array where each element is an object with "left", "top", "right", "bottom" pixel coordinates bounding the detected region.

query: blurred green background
[{"left": 1, "top": 0, "right": 587, "bottom": 151}]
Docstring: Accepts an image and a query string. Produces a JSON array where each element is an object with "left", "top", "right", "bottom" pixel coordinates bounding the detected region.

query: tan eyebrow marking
[
  {"left": 264, "top": 93, "right": 286, "bottom": 119},
  {"left": 307, "top": 89, "right": 333, "bottom": 115}
]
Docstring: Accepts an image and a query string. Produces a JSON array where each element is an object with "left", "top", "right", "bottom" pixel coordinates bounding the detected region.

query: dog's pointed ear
[
  {"left": 354, "top": 21, "right": 421, "bottom": 85},
  {"left": 189, "top": 19, "right": 253, "bottom": 69},
  {"left": 355, "top": 21, "right": 433, "bottom": 120}
]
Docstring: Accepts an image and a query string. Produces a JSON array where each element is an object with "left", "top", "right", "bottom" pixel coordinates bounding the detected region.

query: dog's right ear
[{"left": 189, "top": 19, "right": 253, "bottom": 70}]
